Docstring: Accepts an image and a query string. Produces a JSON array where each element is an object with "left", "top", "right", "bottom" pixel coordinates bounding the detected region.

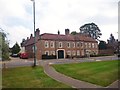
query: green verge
[
  {"left": 53, "top": 60, "right": 119, "bottom": 87},
  {"left": 2, "top": 66, "right": 71, "bottom": 88}
]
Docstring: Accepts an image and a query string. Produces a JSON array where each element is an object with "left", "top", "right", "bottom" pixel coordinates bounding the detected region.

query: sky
[{"left": 0, "top": 0, "right": 119, "bottom": 47}]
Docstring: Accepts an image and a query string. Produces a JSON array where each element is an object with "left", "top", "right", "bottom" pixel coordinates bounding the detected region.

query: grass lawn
[
  {"left": 2, "top": 66, "right": 71, "bottom": 88},
  {"left": 53, "top": 60, "right": 119, "bottom": 87}
]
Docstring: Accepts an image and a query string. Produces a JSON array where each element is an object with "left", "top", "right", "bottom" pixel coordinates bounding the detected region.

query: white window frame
[
  {"left": 50, "top": 41, "right": 54, "bottom": 48},
  {"left": 96, "top": 43, "right": 98, "bottom": 48},
  {"left": 81, "top": 42, "right": 84, "bottom": 48},
  {"left": 50, "top": 51, "right": 55, "bottom": 55},
  {"left": 67, "top": 51, "right": 71, "bottom": 56},
  {"left": 59, "top": 42, "right": 62, "bottom": 48},
  {"left": 85, "top": 43, "right": 87, "bottom": 48},
  {"left": 77, "top": 50, "right": 80, "bottom": 56},
  {"left": 72, "top": 50, "right": 76, "bottom": 56},
  {"left": 73, "top": 42, "right": 75, "bottom": 48},
  {"left": 45, "top": 51, "right": 49, "bottom": 55},
  {"left": 76, "top": 42, "right": 80, "bottom": 48},
  {"left": 45, "top": 41, "right": 49, "bottom": 48},
  {"left": 92, "top": 43, "right": 94, "bottom": 48},
  {"left": 89, "top": 43, "right": 91, "bottom": 48},
  {"left": 67, "top": 42, "right": 70, "bottom": 48}
]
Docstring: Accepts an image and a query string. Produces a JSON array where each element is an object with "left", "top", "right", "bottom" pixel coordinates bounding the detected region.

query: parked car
[
  {"left": 19, "top": 53, "right": 28, "bottom": 59},
  {"left": 10, "top": 53, "right": 19, "bottom": 57}
]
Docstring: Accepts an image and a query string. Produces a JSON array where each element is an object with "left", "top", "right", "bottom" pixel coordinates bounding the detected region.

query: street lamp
[{"left": 31, "top": 0, "right": 36, "bottom": 66}]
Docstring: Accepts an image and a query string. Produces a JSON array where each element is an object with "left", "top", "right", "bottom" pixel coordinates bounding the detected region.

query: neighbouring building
[
  {"left": 21, "top": 29, "right": 98, "bottom": 60},
  {"left": 99, "top": 34, "right": 118, "bottom": 55}
]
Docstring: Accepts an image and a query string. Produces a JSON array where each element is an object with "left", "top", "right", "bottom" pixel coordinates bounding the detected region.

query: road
[
  {"left": 1, "top": 57, "right": 34, "bottom": 68},
  {"left": 0, "top": 55, "right": 119, "bottom": 68}
]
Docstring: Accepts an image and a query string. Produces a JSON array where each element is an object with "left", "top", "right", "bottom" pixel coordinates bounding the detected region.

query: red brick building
[{"left": 21, "top": 29, "right": 98, "bottom": 60}]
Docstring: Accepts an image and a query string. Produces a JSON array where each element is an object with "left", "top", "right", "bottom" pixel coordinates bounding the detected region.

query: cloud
[
  {"left": 0, "top": 0, "right": 119, "bottom": 47},
  {"left": 0, "top": 0, "right": 33, "bottom": 47},
  {"left": 6, "top": 26, "right": 32, "bottom": 47},
  {"left": 36, "top": 0, "right": 118, "bottom": 33}
]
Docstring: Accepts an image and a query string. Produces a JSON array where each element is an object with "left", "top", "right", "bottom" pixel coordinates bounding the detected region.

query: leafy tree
[
  {"left": 71, "top": 31, "right": 78, "bottom": 35},
  {"left": 11, "top": 42, "right": 21, "bottom": 54},
  {"left": 0, "top": 29, "right": 10, "bottom": 61},
  {"left": 79, "top": 23, "right": 102, "bottom": 40},
  {"left": 107, "top": 34, "right": 115, "bottom": 43},
  {"left": 98, "top": 41, "right": 107, "bottom": 50}
]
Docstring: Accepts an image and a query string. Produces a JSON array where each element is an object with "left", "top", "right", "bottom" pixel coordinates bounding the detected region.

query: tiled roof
[
  {"left": 25, "top": 37, "right": 34, "bottom": 46},
  {"left": 40, "top": 33, "right": 75, "bottom": 41},
  {"left": 23, "top": 33, "right": 97, "bottom": 46},
  {"left": 40, "top": 33, "right": 97, "bottom": 42}
]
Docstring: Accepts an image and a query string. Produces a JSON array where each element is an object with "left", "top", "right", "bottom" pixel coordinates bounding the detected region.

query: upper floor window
[
  {"left": 95, "top": 43, "right": 98, "bottom": 48},
  {"left": 45, "top": 41, "right": 49, "bottom": 48},
  {"left": 59, "top": 42, "right": 62, "bottom": 48},
  {"left": 73, "top": 42, "right": 75, "bottom": 48},
  {"left": 85, "top": 43, "right": 87, "bottom": 48},
  {"left": 89, "top": 43, "right": 91, "bottom": 48},
  {"left": 81, "top": 42, "right": 84, "bottom": 48},
  {"left": 67, "top": 42, "right": 70, "bottom": 48},
  {"left": 92, "top": 43, "right": 95, "bottom": 48},
  {"left": 50, "top": 41, "right": 54, "bottom": 48},
  {"left": 76, "top": 42, "right": 80, "bottom": 48}
]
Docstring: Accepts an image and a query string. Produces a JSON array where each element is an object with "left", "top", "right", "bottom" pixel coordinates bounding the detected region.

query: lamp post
[{"left": 31, "top": 0, "right": 36, "bottom": 66}]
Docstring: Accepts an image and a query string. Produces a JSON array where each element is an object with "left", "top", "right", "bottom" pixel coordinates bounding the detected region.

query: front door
[{"left": 58, "top": 50, "right": 64, "bottom": 59}]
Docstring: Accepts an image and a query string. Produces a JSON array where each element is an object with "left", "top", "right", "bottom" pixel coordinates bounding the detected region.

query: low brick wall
[{"left": 99, "top": 49, "right": 114, "bottom": 55}]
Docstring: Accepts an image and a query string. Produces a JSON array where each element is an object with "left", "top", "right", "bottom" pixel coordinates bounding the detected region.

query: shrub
[{"left": 42, "top": 54, "right": 56, "bottom": 59}]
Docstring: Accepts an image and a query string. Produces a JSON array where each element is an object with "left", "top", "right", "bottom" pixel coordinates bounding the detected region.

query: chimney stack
[
  {"left": 35, "top": 28, "right": 40, "bottom": 38},
  {"left": 27, "top": 37, "right": 29, "bottom": 40},
  {"left": 58, "top": 30, "right": 60, "bottom": 35},
  {"left": 35, "top": 28, "right": 40, "bottom": 40},
  {"left": 30, "top": 34, "right": 33, "bottom": 39},
  {"left": 65, "top": 29, "right": 70, "bottom": 35}
]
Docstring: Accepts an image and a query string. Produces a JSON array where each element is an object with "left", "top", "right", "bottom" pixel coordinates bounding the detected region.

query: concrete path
[
  {"left": 40, "top": 60, "right": 103, "bottom": 88},
  {"left": 39, "top": 58, "right": 119, "bottom": 89},
  {"left": 107, "top": 80, "right": 119, "bottom": 88}
]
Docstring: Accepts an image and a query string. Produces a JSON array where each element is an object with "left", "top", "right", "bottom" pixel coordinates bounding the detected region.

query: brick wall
[
  {"left": 36, "top": 40, "right": 98, "bottom": 60},
  {"left": 99, "top": 49, "right": 114, "bottom": 55}
]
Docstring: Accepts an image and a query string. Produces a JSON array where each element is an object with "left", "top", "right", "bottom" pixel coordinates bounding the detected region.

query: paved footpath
[
  {"left": 40, "top": 58, "right": 119, "bottom": 89},
  {"left": 40, "top": 61, "right": 102, "bottom": 88}
]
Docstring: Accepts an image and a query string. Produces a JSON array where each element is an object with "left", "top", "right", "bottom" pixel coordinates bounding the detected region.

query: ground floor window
[
  {"left": 77, "top": 50, "right": 80, "bottom": 56},
  {"left": 72, "top": 51, "right": 76, "bottom": 56},
  {"left": 67, "top": 51, "right": 71, "bottom": 56},
  {"left": 81, "top": 50, "right": 84, "bottom": 56},
  {"left": 45, "top": 51, "right": 49, "bottom": 55},
  {"left": 50, "top": 51, "right": 55, "bottom": 55}
]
